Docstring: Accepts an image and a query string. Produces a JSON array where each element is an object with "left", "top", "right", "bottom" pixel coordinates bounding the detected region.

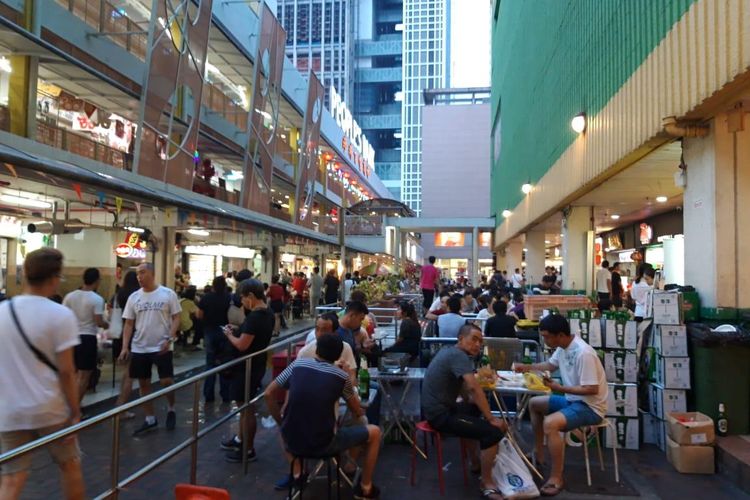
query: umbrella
[{"left": 360, "top": 262, "right": 377, "bottom": 276}]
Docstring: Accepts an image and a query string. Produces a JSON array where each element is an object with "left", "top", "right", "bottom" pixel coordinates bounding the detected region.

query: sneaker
[
  {"left": 133, "top": 419, "right": 158, "bottom": 436},
  {"left": 220, "top": 435, "right": 241, "bottom": 451},
  {"left": 273, "top": 472, "right": 309, "bottom": 490},
  {"left": 224, "top": 448, "right": 257, "bottom": 463},
  {"left": 166, "top": 410, "right": 176, "bottom": 430},
  {"left": 353, "top": 483, "right": 380, "bottom": 499}
]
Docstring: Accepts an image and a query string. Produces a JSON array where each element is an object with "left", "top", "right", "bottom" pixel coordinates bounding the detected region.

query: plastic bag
[
  {"left": 688, "top": 323, "right": 750, "bottom": 348},
  {"left": 491, "top": 437, "right": 540, "bottom": 499}
]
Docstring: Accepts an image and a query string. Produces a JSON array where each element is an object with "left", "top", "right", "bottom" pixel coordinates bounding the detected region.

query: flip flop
[
  {"left": 540, "top": 482, "right": 564, "bottom": 497},
  {"left": 480, "top": 488, "right": 503, "bottom": 499}
]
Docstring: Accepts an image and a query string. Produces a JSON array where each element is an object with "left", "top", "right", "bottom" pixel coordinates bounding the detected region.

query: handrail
[
  {"left": 315, "top": 304, "right": 401, "bottom": 338},
  {"left": 0, "top": 327, "right": 313, "bottom": 498}
]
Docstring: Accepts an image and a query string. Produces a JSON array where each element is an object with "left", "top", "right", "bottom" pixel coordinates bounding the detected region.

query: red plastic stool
[
  {"left": 174, "top": 484, "right": 230, "bottom": 500},
  {"left": 410, "top": 421, "right": 469, "bottom": 495}
]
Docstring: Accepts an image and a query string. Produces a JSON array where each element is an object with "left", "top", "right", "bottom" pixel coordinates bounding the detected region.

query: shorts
[
  {"left": 74, "top": 335, "right": 98, "bottom": 371},
  {"left": 129, "top": 351, "right": 174, "bottom": 380},
  {"left": 0, "top": 424, "right": 80, "bottom": 475},
  {"left": 229, "top": 369, "right": 264, "bottom": 403},
  {"left": 428, "top": 403, "right": 504, "bottom": 450},
  {"left": 547, "top": 395, "right": 602, "bottom": 431},
  {"left": 270, "top": 300, "right": 284, "bottom": 314},
  {"left": 318, "top": 425, "right": 369, "bottom": 456}
]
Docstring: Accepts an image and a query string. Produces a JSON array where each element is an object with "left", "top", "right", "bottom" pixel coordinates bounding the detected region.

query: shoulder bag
[{"left": 9, "top": 299, "right": 58, "bottom": 373}]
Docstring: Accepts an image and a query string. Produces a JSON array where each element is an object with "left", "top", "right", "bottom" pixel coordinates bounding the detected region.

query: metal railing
[
  {"left": 315, "top": 304, "right": 400, "bottom": 339},
  {"left": 0, "top": 328, "right": 313, "bottom": 499}
]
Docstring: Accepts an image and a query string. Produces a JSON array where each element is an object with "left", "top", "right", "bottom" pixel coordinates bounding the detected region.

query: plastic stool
[
  {"left": 568, "top": 421, "right": 619, "bottom": 487},
  {"left": 288, "top": 453, "right": 341, "bottom": 500},
  {"left": 410, "top": 420, "right": 469, "bottom": 495},
  {"left": 174, "top": 483, "right": 230, "bottom": 500}
]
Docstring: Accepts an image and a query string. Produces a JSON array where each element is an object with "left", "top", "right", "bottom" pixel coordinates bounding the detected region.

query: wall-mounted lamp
[
  {"left": 571, "top": 113, "right": 587, "bottom": 134},
  {"left": 502, "top": 209, "right": 512, "bottom": 218},
  {"left": 521, "top": 183, "right": 533, "bottom": 195}
]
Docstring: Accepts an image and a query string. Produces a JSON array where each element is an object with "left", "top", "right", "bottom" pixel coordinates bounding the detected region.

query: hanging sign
[
  {"left": 330, "top": 86, "right": 374, "bottom": 178},
  {"left": 114, "top": 243, "right": 146, "bottom": 259}
]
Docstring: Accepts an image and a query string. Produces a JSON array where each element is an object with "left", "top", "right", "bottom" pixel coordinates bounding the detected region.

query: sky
[{"left": 450, "top": 0, "right": 491, "bottom": 88}]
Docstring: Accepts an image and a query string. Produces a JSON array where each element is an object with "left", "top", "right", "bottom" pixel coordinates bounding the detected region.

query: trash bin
[{"left": 688, "top": 323, "right": 750, "bottom": 434}]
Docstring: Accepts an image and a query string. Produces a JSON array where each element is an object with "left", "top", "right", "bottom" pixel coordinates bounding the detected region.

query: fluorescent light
[
  {"left": 0, "top": 194, "right": 51, "bottom": 209},
  {"left": 656, "top": 196, "right": 668, "bottom": 203},
  {"left": 284, "top": 195, "right": 290, "bottom": 199},
  {"left": 188, "top": 228, "right": 210, "bottom": 237},
  {"left": 521, "top": 183, "right": 533, "bottom": 194},
  {"left": 571, "top": 113, "right": 587, "bottom": 134},
  {"left": 125, "top": 226, "right": 145, "bottom": 233},
  {"left": 611, "top": 214, "right": 620, "bottom": 220},
  {"left": 501, "top": 209, "right": 512, "bottom": 218},
  {"left": 523, "top": 248, "right": 528, "bottom": 252}
]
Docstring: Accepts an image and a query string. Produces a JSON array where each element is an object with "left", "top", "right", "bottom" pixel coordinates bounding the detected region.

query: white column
[
  {"left": 506, "top": 240, "right": 524, "bottom": 277},
  {"left": 562, "top": 206, "right": 593, "bottom": 294},
  {"left": 471, "top": 226, "right": 479, "bottom": 286},
  {"left": 524, "top": 229, "right": 546, "bottom": 287}
]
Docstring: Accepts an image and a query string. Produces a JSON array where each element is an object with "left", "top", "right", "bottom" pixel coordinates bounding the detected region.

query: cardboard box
[
  {"left": 650, "top": 291, "right": 684, "bottom": 325},
  {"left": 653, "top": 325, "right": 688, "bottom": 357},
  {"left": 605, "top": 416, "right": 639, "bottom": 450},
  {"left": 570, "top": 318, "right": 602, "bottom": 348},
  {"left": 666, "top": 412, "right": 715, "bottom": 446},
  {"left": 605, "top": 319, "right": 638, "bottom": 350},
  {"left": 648, "top": 383, "right": 687, "bottom": 419},
  {"left": 607, "top": 383, "right": 638, "bottom": 417},
  {"left": 655, "top": 355, "right": 691, "bottom": 389},
  {"left": 604, "top": 350, "right": 638, "bottom": 383},
  {"left": 666, "top": 436, "right": 715, "bottom": 474},
  {"left": 640, "top": 410, "right": 666, "bottom": 451}
]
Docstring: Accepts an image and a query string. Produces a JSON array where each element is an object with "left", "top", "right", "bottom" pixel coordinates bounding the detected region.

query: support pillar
[
  {"left": 524, "top": 229, "right": 546, "bottom": 288},
  {"left": 683, "top": 112, "right": 750, "bottom": 318},
  {"left": 471, "top": 226, "right": 479, "bottom": 286},
  {"left": 164, "top": 227, "right": 177, "bottom": 289},
  {"left": 495, "top": 249, "right": 507, "bottom": 275},
  {"left": 394, "top": 229, "right": 403, "bottom": 272},
  {"left": 505, "top": 240, "right": 523, "bottom": 278},
  {"left": 562, "top": 206, "right": 594, "bottom": 294}
]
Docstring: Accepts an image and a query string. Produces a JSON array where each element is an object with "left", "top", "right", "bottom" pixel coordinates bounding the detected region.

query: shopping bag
[
  {"left": 491, "top": 437, "right": 540, "bottom": 499},
  {"left": 107, "top": 301, "right": 123, "bottom": 339}
]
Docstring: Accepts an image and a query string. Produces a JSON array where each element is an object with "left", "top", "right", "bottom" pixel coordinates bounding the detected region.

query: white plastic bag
[
  {"left": 491, "top": 437, "right": 540, "bottom": 499},
  {"left": 107, "top": 300, "right": 123, "bottom": 339}
]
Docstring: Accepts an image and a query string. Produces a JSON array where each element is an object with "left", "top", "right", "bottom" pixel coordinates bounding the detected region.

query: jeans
[{"left": 203, "top": 325, "right": 230, "bottom": 402}]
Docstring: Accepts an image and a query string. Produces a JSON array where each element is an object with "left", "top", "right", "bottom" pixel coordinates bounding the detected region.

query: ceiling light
[
  {"left": 545, "top": 240, "right": 550, "bottom": 244},
  {"left": 611, "top": 214, "right": 620, "bottom": 220},
  {"left": 281, "top": 203, "right": 290, "bottom": 209},
  {"left": 656, "top": 196, "right": 668, "bottom": 203},
  {"left": 0, "top": 194, "right": 52, "bottom": 209},
  {"left": 571, "top": 113, "right": 587, "bottom": 134},
  {"left": 521, "top": 183, "right": 533, "bottom": 195},
  {"left": 523, "top": 248, "right": 528, "bottom": 252},
  {"left": 284, "top": 194, "right": 290, "bottom": 199},
  {"left": 501, "top": 209, "right": 512, "bottom": 218},
  {"left": 188, "top": 228, "right": 210, "bottom": 237},
  {"left": 125, "top": 226, "right": 145, "bottom": 233}
]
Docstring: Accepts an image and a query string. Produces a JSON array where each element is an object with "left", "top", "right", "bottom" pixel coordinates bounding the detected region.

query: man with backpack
[{"left": 0, "top": 248, "right": 85, "bottom": 499}]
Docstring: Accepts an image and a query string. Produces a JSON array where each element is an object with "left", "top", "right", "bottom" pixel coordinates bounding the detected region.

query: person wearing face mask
[{"left": 630, "top": 263, "right": 656, "bottom": 322}]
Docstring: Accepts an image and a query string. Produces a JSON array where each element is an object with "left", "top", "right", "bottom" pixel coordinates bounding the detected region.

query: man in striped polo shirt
[{"left": 265, "top": 334, "right": 382, "bottom": 499}]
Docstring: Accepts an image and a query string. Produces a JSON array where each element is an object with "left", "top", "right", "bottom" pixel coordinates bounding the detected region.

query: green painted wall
[{"left": 490, "top": 0, "right": 697, "bottom": 219}]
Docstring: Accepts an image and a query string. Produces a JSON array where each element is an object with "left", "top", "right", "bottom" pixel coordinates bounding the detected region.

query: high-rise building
[
  {"left": 277, "top": 0, "right": 354, "bottom": 106},
  {"left": 400, "top": 0, "right": 449, "bottom": 214},
  {"left": 282, "top": 0, "right": 449, "bottom": 209},
  {"left": 352, "top": 0, "right": 404, "bottom": 200}
]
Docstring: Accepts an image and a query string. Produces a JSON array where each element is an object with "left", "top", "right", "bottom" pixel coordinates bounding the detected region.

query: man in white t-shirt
[
  {"left": 120, "top": 263, "right": 181, "bottom": 436},
  {"left": 342, "top": 273, "right": 355, "bottom": 304},
  {"left": 298, "top": 313, "right": 356, "bottom": 380},
  {"left": 511, "top": 268, "right": 525, "bottom": 290},
  {"left": 595, "top": 260, "right": 612, "bottom": 311},
  {"left": 514, "top": 315, "right": 607, "bottom": 496},
  {"left": 0, "top": 248, "right": 84, "bottom": 499},
  {"left": 63, "top": 267, "right": 108, "bottom": 403}
]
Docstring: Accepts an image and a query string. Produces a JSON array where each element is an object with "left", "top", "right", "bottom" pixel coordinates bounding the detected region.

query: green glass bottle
[{"left": 358, "top": 356, "right": 370, "bottom": 401}]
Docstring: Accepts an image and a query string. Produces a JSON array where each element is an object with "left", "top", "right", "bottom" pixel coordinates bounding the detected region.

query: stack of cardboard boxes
[
  {"left": 642, "top": 292, "right": 689, "bottom": 452},
  {"left": 665, "top": 412, "right": 715, "bottom": 474},
  {"left": 569, "top": 309, "right": 640, "bottom": 450}
]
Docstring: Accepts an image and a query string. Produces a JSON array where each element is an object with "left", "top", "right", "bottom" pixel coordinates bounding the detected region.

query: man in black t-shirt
[
  {"left": 197, "top": 276, "right": 231, "bottom": 403},
  {"left": 220, "top": 279, "right": 275, "bottom": 463},
  {"left": 484, "top": 301, "right": 517, "bottom": 338}
]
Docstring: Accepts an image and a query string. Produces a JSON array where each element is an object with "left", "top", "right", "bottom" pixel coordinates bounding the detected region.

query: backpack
[{"left": 227, "top": 294, "right": 245, "bottom": 326}]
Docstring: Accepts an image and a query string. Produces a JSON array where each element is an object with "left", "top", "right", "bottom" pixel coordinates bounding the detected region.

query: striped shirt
[{"left": 275, "top": 358, "right": 354, "bottom": 454}]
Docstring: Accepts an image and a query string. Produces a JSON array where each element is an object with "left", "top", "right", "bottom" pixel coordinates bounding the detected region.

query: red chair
[
  {"left": 410, "top": 421, "right": 469, "bottom": 495},
  {"left": 174, "top": 484, "right": 230, "bottom": 500}
]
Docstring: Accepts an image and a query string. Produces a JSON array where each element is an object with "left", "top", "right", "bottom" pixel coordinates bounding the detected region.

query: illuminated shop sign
[
  {"left": 329, "top": 86, "right": 374, "bottom": 178},
  {"left": 114, "top": 243, "right": 146, "bottom": 259}
]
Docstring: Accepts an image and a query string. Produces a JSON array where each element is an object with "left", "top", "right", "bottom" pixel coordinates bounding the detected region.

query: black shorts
[
  {"left": 428, "top": 403, "right": 504, "bottom": 450},
  {"left": 422, "top": 289, "right": 435, "bottom": 309},
  {"left": 270, "top": 299, "right": 284, "bottom": 314},
  {"left": 74, "top": 335, "right": 98, "bottom": 371},
  {"left": 229, "top": 368, "right": 265, "bottom": 403},
  {"left": 129, "top": 351, "right": 174, "bottom": 380}
]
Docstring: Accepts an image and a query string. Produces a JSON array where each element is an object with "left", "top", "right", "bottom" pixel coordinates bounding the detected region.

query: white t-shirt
[
  {"left": 476, "top": 308, "right": 492, "bottom": 333},
  {"left": 428, "top": 297, "right": 443, "bottom": 313},
  {"left": 512, "top": 273, "right": 524, "bottom": 288},
  {"left": 343, "top": 279, "right": 355, "bottom": 303},
  {"left": 548, "top": 335, "right": 608, "bottom": 417},
  {"left": 305, "top": 328, "right": 317, "bottom": 345},
  {"left": 63, "top": 289, "right": 105, "bottom": 336},
  {"left": 297, "top": 338, "right": 356, "bottom": 371},
  {"left": 0, "top": 296, "right": 80, "bottom": 431},
  {"left": 122, "top": 286, "right": 181, "bottom": 353},
  {"left": 631, "top": 281, "right": 653, "bottom": 318},
  {"left": 595, "top": 268, "right": 611, "bottom": 293}
]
